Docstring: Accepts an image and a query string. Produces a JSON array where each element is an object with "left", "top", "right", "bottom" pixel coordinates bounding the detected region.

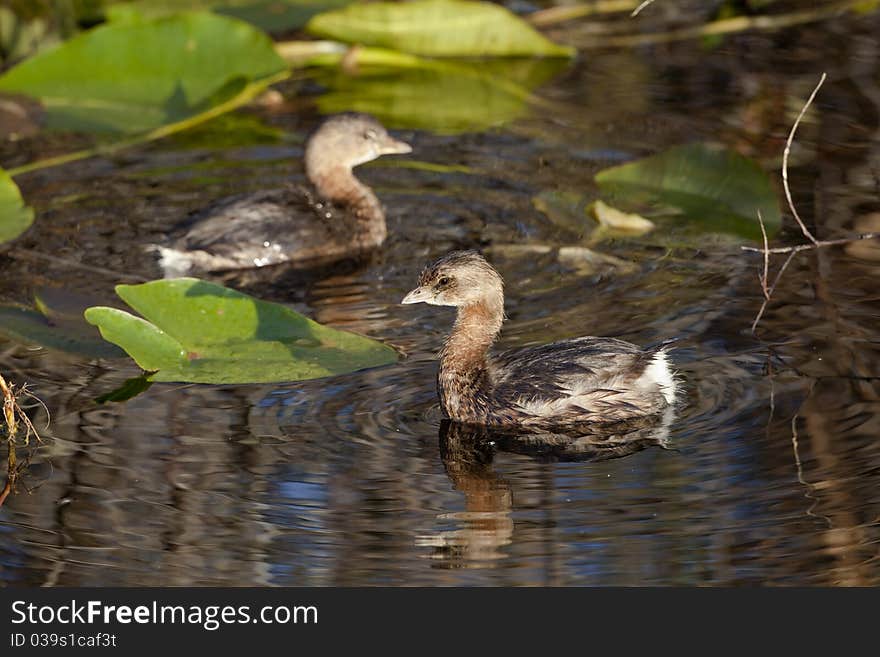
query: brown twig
[
  {"left": 631, "top": 0, "right": 658, "bottom": 17},
  {"left": 750, "top": 249, "right": 797, "bottom": 334},
  {"left": 757, "top": 211, "right": 770, "bottom": 301},
  {"left": 783, "top": 73, "right": 825, "bottom": 244},
  {"left": 751, "top": 211, "right": 770, "bottom": 333},
  {"left": 741, "top": 232, "right": 880, "bottom": 255},
  {"left": 744, "top": 73, "right": 880, "bottom": 333}
]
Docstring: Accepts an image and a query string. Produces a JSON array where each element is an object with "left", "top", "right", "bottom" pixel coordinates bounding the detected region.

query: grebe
[
  {"left": 402, "top": 251, "right": 677, "bottom": 428},
  {"left": 155, "top": 113, "right": 411, "bottom": 277}
]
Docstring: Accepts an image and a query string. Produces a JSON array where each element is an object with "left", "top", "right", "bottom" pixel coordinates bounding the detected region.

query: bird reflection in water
[{"left": 418, "top": 409, "right": 676, "bottom": 568}]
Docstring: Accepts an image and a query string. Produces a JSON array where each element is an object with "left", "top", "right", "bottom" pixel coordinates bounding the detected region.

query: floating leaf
[
  {"left": 589, "top": 200, "right": 655, "bottom": 236},
  {"left": 108, "top": 0, "right": 352, "bottom": 34},
  {"left": 315, "top": 50, "right": 567, "bottom": 132},
  {"left": 84, "top": 278, "right": 398, "bottom": 384},
  {"left": 595, "top": 143, "right": 781, "bottom": 240},
  {"left": 0, "top": 12, "right": 288, "bottom": 134},
  {"left": 557, "top": 246, "right": 637, "bottom": 275},
  {"left": 307, "top": 0, "right": 574, "bottom": 57},
  {"left": 0, "top": 167, "right": 34, "bottom": 244},
  {"left": 0, "top": 288, "right": 125, "bottom": 359}
]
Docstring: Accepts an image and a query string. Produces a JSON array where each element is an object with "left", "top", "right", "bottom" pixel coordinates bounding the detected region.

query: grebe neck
[
  {"left": 438, "top": 297, "right": 504, "bottom": 419},
  {"left": 306, "top": 161, "right": 385, "bottom": 247}
]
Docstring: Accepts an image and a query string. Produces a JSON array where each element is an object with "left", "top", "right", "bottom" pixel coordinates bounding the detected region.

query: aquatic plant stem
[
  {"left": 0, "top": 373, "right": 45, "bottom": 506},
  {"left": 580, "top": 0, "right": 870, "bottom": 48},
  {"left": 7, "top": 70, "right": 291, "bottom": 178},
  {"left": 1, "top": 373, "right": 18, "bottom": 506},
  {"left": 527, "top": 1, "right": 641, "bottom": 27}
]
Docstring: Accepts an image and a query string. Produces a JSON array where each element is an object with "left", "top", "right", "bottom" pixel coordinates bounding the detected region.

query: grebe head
[
  {"left": 401, "top": 251, "right": 504, "bottom": 308},
  {"left": 305, "top": 113, "right": 411, "bottom": 174}
]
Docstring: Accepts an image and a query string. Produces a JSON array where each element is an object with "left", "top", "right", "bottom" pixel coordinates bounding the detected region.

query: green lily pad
[
  {"left": 306, "top": 0, "right": 574, "bottom": 57},
  {"left": 83, "top": 278, "right": 398, "bottom": 384},
  {"left": 0, "top": 12, "right": 287, "bottom": 135},
  {"left": 594, "top": 143, "right": 781, "bottom": 240},
  {"left": 0, "top": 167, "right": 33, "bottom": 244},
  {"left": 315, "top": 51, "right": 567, "bottom": 133},
  {"left": 108, "top": 0, "right": 352, "bottom": 35}
]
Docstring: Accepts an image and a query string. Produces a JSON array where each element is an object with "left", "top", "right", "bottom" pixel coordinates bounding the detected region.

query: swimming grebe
[
  {"left": 155, "top": 113, "right": 412, "bottom": 277},
  {"left": 402, "top": 251, "right": 677, "bottom": 428}
]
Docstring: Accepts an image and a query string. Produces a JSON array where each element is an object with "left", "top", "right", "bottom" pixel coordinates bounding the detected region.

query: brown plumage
[
  {"left": 154, "top": 113, "right": 411, "bottom": 277},
  {"left": 402, "top": 251, "right": 678, "bottom": 429}
]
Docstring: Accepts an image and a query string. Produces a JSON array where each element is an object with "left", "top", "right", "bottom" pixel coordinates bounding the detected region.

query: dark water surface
[{"left": 1, "top": 18, "right": 879, "bottom": 585}]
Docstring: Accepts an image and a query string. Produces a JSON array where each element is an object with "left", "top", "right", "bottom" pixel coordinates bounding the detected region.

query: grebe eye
[
  {"left": 364, "top": 129, "right": 377, "bottom": 140},
  {"left": 437, "top": 276, "right": 451, "bottom": 287}
]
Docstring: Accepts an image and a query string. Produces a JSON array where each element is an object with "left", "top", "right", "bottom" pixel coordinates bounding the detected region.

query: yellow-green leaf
[
  {"left": 307, "top": 0, "right": 574, "bottom": 57},
  {"left": 0, "top": 167, "right": 33, "bottom": 244}
]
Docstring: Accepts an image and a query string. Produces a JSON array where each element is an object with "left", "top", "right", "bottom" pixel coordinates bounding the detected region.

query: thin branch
[
  {"left": 783, "top": 73, "right": 826, "bottom": 244},
  {"left": 757, "top": 211, "right": 770, "bottom": 300},
  {"left": 750, "top": 249, "right": 797, "bottom": 334},
  {"left": 741, "top": 232, "right": 880, "bottom": 254},
  {"left": 744, "top": 72, "right": 880, "bottom": 333},
  {"left": 631, "top": 0, "right": 658, "bottom": 17}
]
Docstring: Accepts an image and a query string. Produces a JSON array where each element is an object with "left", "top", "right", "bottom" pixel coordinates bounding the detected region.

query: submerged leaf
[
  {"left": 0, "top": 12, "right": 287, "bottom": 134},
  {"left": 595, "top": 143, "right": 781, "bottom": 240},
  {"left": 0, "top": 167, "right": 33, "bottom": 244},
  {"left": 84, "top": 278, "right": 398, "bottom": 384},
  {"left": 557, "top": 246, "right": 637, "bottom": 275},
  {"left": 316, "top": 52, "right": 566, "bottom": 133},
  {"left": 0, "top": 303, "right": 125, "bottom": 359},
  {"left": 589, "top": 200, "right": 655, "bottom": 236},
  {"left": 532, "top": 190, "right": 591, "bottom": 236},
  {"left": 307, "top": 0, "right": 574, "bottom": 57}
]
